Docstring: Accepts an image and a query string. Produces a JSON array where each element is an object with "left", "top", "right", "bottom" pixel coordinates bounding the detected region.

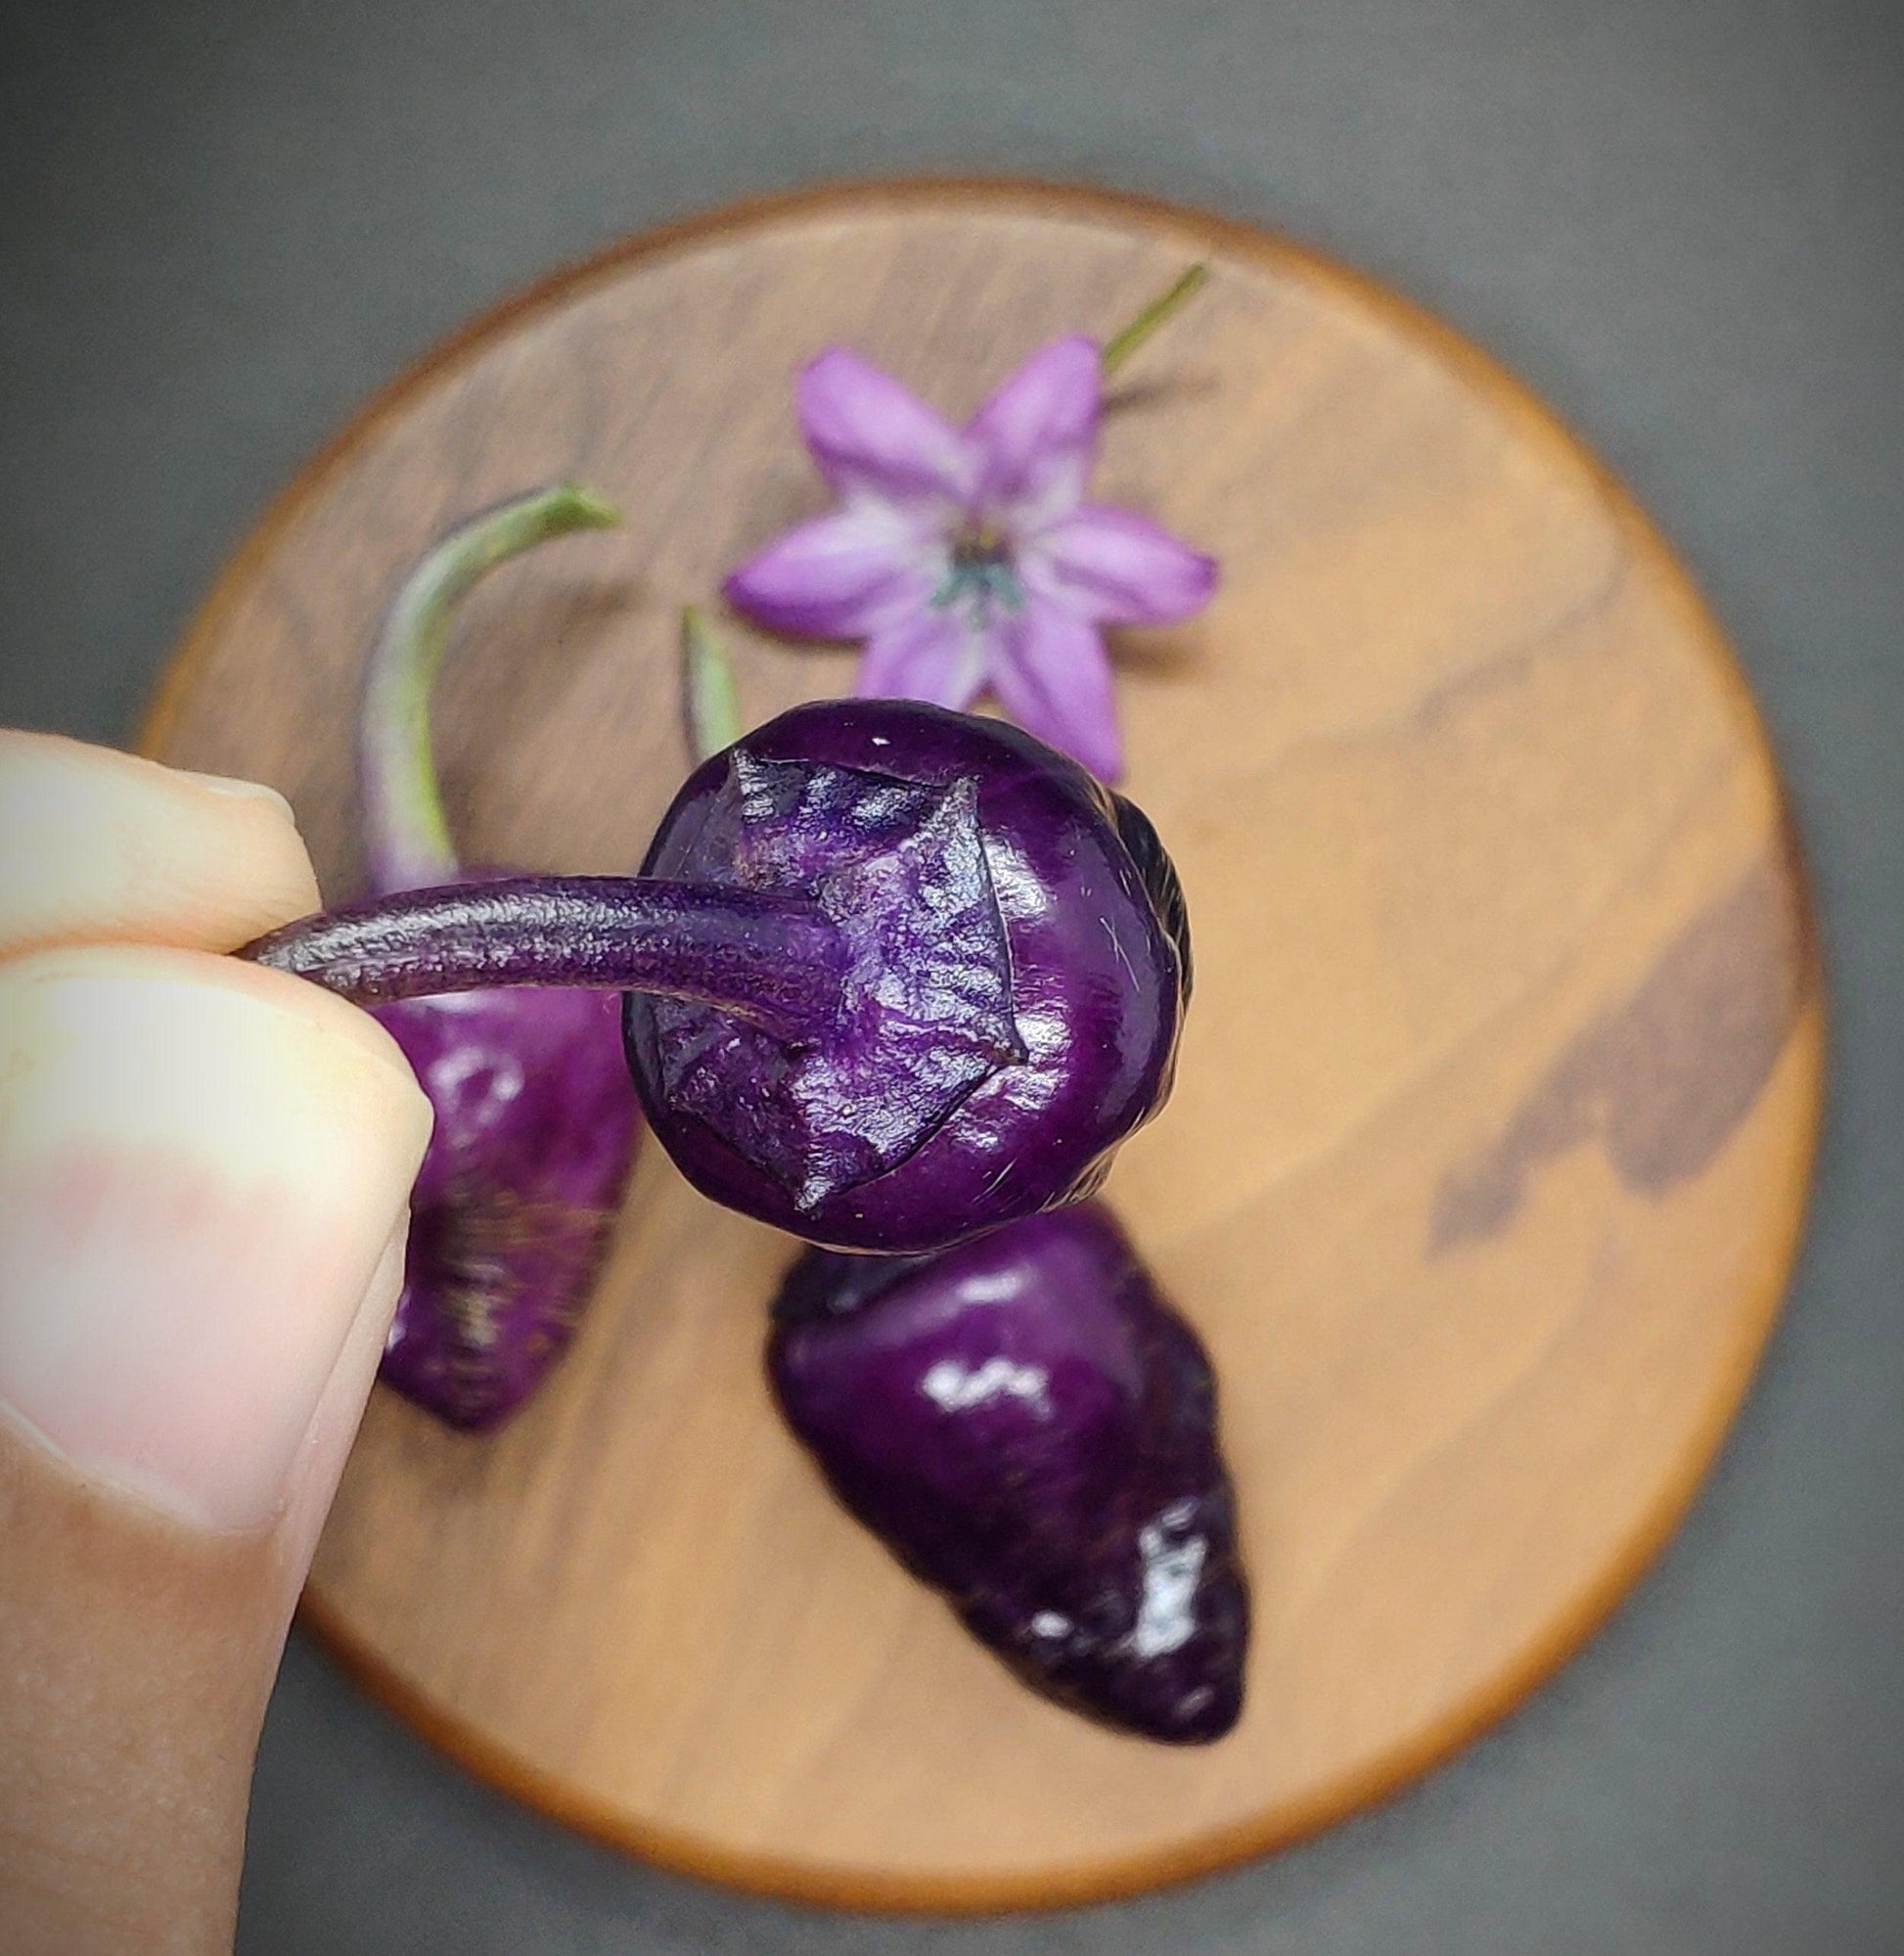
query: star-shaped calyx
[{"left": 650, "top": 750, "right": 1024, "bottom": 1210}]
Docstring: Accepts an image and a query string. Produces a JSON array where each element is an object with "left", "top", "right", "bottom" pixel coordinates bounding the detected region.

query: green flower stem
[
  {"left": 682, "top": 606, "right": 744, "bottom": 761},
  {"left": 1100, "top": 262, "right": 1211, "bottom": 377},
  {"left": 360, "top": 482, "right": 620, "bottom": 893}
]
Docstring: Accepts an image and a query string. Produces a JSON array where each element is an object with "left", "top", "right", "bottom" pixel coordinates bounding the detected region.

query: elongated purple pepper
[
  {"left": 769, "top": 1203, "right": 1248, "bottom": 1742},
  {"left": 245, "top": 693, "right": 1190, "bottom": 1254},
  {"left": 356, "top": 485, "right": 641, "bottom": 1428}
]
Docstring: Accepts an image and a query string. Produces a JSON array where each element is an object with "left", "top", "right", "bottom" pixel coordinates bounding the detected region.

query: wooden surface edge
[{"left": 143, "top": 177, "right": 1831, "bottom": 1914}]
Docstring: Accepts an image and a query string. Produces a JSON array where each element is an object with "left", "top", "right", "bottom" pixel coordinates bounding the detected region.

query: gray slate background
[{"left": 4, "top": 1, "right": 1901, "bottom": 1949}]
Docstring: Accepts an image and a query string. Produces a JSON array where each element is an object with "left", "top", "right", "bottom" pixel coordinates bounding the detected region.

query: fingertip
[
  {"left": 0, "top": 732, "right": 322, "bottom": 958},
  {"left": 0, "top": 945, "right": 432, "bottom": 1532}
]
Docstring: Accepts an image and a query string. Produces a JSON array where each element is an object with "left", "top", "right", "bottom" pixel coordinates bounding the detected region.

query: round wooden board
[{"left": 145, "top": 180, "right": 1822, "bottom": 1912}]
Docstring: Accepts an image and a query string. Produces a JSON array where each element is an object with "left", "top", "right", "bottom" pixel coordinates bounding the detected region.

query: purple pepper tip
[
  {"left": 769, "top": 1202, "right": 1248, "bottom": 1744},
  {"left": 352, "top": 486, "right": 641, "bottom": 1430}
]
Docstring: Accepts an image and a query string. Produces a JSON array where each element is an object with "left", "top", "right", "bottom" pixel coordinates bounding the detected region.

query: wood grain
[{"left": 143, "top": 180, "right": 1823, "bottom": 1911}]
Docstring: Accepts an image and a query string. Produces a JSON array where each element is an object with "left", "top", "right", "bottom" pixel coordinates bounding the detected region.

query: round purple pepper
[
  {"left": 769, "top": 1203, "right": 1248, "bottom": 1743},
  {"left": 624, "top": 698, "right": 1191, "bottom": 1251},
  {"left": 246, "top": 700, "right": 1190, "bottom": 1256}
]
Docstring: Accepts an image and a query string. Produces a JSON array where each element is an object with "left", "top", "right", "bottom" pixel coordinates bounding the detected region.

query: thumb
[{"left": 0, "top": 946, "right": 431, "bottom": 1955}]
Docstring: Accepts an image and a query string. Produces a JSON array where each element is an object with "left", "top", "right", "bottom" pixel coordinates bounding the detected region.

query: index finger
[{"left": 0, "top": 733, "right": 321, "bottom": 962}]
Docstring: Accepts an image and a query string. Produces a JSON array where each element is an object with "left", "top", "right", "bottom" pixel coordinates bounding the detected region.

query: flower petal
[
  {"left": 967, "top": 336, "right": 1101, "bottom": 524},
  {"left": 798, "top": 347, "right": 976, "bottom": 506},
  {"left": 989, "top": 598, "right": 1123, "bottom": 781},
  {"left": 1024, "top": 503, "right": 1218, "bottom": 625},
  {"left": 723, "top": 507, "right": 938, "bottom": 638},
  {"left": 857, "top": 606, "right": 990, "bottom": 710}
]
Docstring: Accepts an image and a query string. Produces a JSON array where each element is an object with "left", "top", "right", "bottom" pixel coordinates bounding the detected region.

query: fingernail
[
  {"left": 0, "top": 952, "right": 431, "bottom": 1532},
  {"left": 180, "top": 769, "right": 295, "bottom": 819}
]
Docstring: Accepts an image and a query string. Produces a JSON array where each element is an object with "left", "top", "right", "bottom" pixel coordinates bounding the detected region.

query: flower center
[{"left": 935, "top": 521, "right": 1022, "bottom": 620}]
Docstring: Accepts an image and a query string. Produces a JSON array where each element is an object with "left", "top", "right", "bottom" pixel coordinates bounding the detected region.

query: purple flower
[{"left": 723, "top": 337, "right": 1216, "bottom": 782}]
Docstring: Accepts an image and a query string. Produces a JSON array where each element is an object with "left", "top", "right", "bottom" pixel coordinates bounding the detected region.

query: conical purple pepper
[
  {"left": 354, "top": 485, "right": 641, "bottom": 1429},
  {"left": 244, "top": 693, "right": 1190, "bottom": 1254},
  {"left": 769, "top": 1203, "right": 1248, "bottom": 1742}
]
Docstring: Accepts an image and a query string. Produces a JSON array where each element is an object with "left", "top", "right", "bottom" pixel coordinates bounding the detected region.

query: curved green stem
[
  {"left": 1101, "top": 262, "right": 1211, "bottom": 378},
  {"left": 360, "top": 482, "right": 620, "bottom": 892},
  {"left": 682, "top": 606, "right": 744, "bottom": 761}
]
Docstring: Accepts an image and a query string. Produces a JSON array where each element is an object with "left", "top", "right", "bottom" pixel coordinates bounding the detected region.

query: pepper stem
[
  {"left": 360, "top": 482, "right": 620, "bottom": 893},
  {"left": 241, "top": 875, "right": 848, "bottom": 1043},
  {"left": 682, "top": 606, "right": 744, "bottom": 761},
  {"left": 1101, "top": 262, "right": 1211, "bottom": 377}
]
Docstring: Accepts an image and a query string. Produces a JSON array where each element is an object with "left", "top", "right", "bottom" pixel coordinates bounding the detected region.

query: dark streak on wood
[{"left": 1433, "top": 849, "right": 1809, "bottom": 1251}]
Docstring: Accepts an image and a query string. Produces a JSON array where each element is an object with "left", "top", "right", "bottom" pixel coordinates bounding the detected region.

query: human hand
[{"left": 0, "top": 733, "right": 432, "bottom": 1954}]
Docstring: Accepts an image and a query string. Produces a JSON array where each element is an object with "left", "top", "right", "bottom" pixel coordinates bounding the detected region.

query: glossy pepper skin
[
  {"left": 768, "top": 1203, "right": 1247, "bottom": 1742},
  {"left": 371, "top": 936, "right": 636, "bottom": 1428},
  {"left": 626, "top": 699, "right": 1191, "bottom": 1252},
  {"left": 355, "top": 486, "right": 640, "bottom": 1429}
]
